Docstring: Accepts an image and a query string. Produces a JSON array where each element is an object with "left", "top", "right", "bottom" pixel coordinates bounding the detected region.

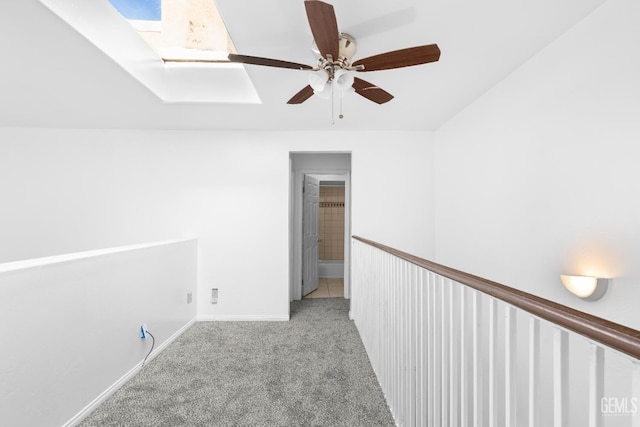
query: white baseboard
[
  {"left": 63, "top": 314, "right": 288, "bottom": 426},
  {"left": 63, "top": 317, "right": 197, "bottom": 427},
  {"left": 198, "top": 314, "right": 290, "bottom": 322}
]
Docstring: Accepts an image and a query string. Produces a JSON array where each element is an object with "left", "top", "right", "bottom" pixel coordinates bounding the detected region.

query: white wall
[
  {"left": 0, "top": 239, "right": 197, "bottom": 427},
  {"left": 0, "top": 128, "right": 435, "bottom": 321},
  {"left": 434, "top": 0, "right": 640, "bottom": 329},
  {"left": 351, "top": 135, "right": 436, "bottom": 259}
]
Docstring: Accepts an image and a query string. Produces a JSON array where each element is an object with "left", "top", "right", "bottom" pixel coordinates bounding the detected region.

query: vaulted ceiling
[{"left": 0, "top": 0, "right": 605, "bottom": 131}]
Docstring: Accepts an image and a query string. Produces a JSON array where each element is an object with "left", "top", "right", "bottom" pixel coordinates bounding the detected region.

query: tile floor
[{"left": 303, "top": 278, "right": 344, "bottom": 298}]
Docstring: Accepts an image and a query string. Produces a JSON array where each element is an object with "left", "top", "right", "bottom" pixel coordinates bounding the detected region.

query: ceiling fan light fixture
[
  {"left": 313, "top": 84, "right": 332, "bottom": 99},
  {"left": 334, "top": 69, "right": 355, "bottom": 92},
  {"left": 308, "top": 69, "right": 330, "bottom": 93},
  {"left": 226, "top": 1, "right": 441, "bottom": 108}
]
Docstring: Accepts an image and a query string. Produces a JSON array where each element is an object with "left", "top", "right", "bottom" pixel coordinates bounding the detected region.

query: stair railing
[{"left": 351, "top": 236, "right": 640, "bottom": 427}]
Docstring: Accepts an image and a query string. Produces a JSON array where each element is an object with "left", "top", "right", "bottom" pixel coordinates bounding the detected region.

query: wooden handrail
[{"left": 353, "top": 235, "right": 640, "bottom": 360}]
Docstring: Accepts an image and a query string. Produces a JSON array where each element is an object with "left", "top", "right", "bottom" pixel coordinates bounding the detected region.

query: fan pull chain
[
  {"left": 330, "top": 83, "right": 335, "bottom": 125},
  {"left": 339, "top": 90, "right": 344, "bottom": 120}
]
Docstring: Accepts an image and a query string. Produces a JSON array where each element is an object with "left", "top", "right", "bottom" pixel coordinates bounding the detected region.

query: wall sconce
[{"left": 560, "top": 275, "right": 609, "bottom": 301}]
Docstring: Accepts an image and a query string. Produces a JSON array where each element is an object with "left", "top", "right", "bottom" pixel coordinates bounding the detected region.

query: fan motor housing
[{"left": 312, "top": 33, "right": 357, "bottom": 65}]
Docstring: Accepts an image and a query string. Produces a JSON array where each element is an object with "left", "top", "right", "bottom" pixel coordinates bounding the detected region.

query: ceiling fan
[{"left": 227, "top": 0, "right": 441, "bottom": 106}]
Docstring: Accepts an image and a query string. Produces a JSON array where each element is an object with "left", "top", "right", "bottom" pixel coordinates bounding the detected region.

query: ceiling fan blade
[
  {"left": 352, "top": 44, "right": 441, "bottom": 71},
  {"left": 304, "top": 0, "right": 339, "bottom": 60},
  {"left": 228, "top": 54, "right": 313, "bottom": 70},
  {"left": 352, "top": 77, "right": 394, "bottom": 104},
  {"left": 287, "top": 85, "right": 315, "bottom": 104}
]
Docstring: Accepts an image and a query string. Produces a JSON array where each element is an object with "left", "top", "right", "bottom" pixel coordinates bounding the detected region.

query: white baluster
[
  {"left": 528, "top": 317, "right": 540, "bottom": 427},
  {"left": 472, "top": 290, "right": 482, "bottom": 427},
  {"left": 553, "top": 328, "right": 568, "bottom": 427},
  {"left": 396, "top": 259, "right": 403, "bottom": 424},
  {"left": 489, "top": 298, "right": 497, "bottom": 427},
  {"left": 588, "top": 344, "right": 604, "bottom": 427},
  {"left": 431, "top": 272, "right": 440, "bottom": 426},
  {"left": 410, "top": 265, "right": 420, "bottom": 427},
  {"left": 405, "top": 262, "right": 413, "bottom": 425},
  {"left": 385, "top": 252, "right": 392, "bottom": 406},
  {"left": 449, "top": 281, "right": 458, "bottom": 426},
  {"left": 441, "top": 277, "right": 448, "bottom": 426},
  {"left": 632, "top": 361, "right": 640, "bottom": 427},
  {"left": 393, "top": 257, "right": 401, "bottom": 422},
  {"left": 505, "top": 306, "right": 517, "bottom": 427},
  {"left": 421, "top": 270, "right": 429, "bottom": 427},
  {"left": 460, "top": 285, "right": 468, "bottom": 427},
  {"left": 415, "top": 268, "right": 424, "bottom": 427}
]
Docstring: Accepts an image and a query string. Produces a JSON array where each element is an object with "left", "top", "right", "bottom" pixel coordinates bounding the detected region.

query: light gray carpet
[{"left": 79, "top": 298, "right": 395, "bottom": 426}]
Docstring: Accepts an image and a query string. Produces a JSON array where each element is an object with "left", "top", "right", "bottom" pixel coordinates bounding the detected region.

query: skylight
[
  {"left": 108, "top": 0, "right": 161, "bottom": 21},
  {"left": 38, "top": 0, "right": 260, "bottom": 103},
  {"left": 107, "top": 0, "right": 236, "bottom": 61}
]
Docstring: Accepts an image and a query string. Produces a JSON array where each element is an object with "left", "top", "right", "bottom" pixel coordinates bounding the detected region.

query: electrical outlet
[
  {"left": 140, "top": 324, "right": 148, "bottom": 339},
  {"left": 187, "top": 292, "right": 192, "bottom": 304},
  {"left": 211, "top": 288, "right": 218, "bottom": 304}
]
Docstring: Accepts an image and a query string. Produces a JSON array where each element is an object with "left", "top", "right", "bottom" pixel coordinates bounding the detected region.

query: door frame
[{"left": 290, "top": 168, "right": 351, "bottom": 302}]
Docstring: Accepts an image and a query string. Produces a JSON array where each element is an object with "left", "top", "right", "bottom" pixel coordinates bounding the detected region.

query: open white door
[{"left": 302, "top": 175, "right": 320, "bottom": 297}]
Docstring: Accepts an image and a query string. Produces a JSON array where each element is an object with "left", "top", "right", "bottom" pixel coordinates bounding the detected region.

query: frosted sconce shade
[
  {"left": 334, "top": 69, "right": 355, "bottom": 92},
  {"left": 560, "top": 274, "right": 608, "bottom": 300},
  {"left": 313, "top": 84, "right": 332, "bottom": 99},
  {"left": 308, "top": 69, "right": 329, "bottom": 93}
]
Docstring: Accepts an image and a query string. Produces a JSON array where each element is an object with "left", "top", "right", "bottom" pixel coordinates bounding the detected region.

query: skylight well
[{"left": 107, "top": 0, "right": 237, "bottom": 62}]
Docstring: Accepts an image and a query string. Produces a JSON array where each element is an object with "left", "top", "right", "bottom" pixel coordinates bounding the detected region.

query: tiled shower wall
[{"left": 319, "top": 185, "right": 345, "bottom": 260}]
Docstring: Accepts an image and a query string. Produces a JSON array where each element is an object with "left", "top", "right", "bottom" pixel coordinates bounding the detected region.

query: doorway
[
  {"left": 303, "top": 179, "right": 346, "bottom": 299},
  {"left": 289, "top": 153, "right": 351, "bottom": 302}
]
